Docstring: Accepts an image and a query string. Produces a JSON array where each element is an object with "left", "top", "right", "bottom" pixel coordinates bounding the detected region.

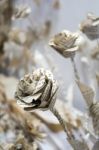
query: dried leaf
[
  {"left": 68, "top": 138, "right": 89, "bottom": 150},
  {"left": 90, "top": 102, "right": 99, "bottom": 136},
  {"left": 76, "top": 81, "right": 99, "bottom": 136},
  {"left": 76, "top": 80, "right": 95, "bottom": 107}
]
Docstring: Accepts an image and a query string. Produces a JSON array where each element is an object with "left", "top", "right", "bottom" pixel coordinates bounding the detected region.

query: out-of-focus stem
[
  {"left": 70, "top": 56, "right": 80, "bottom": 81},
  {"left": 97, "top": 40, "right": 99, "bottom": 48},
  {"left": 0, "top": 0, "right": 13, "bottom": 54}
]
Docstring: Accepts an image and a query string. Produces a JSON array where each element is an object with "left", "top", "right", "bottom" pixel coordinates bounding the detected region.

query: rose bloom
[
  {"left": 49, "top": 30, "right": 81, "bottom": 58},
  {"left": 15, "top": 68, "right": 58, "bottom": 111}
]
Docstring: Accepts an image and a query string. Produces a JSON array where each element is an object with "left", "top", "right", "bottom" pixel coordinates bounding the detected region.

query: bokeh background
[{"left": 0, "top": 0, "right": 99, "bottom": 149}]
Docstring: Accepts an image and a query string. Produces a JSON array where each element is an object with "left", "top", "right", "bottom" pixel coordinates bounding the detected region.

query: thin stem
[
  {"left": 97, "top": 39, "right": 99, "bottom": 48},
  {"left": 70, "top": 56, "right": 80, "bottom": 81},
  {"left": 50, "top": 106, "right": 72, "bottom": 138}
]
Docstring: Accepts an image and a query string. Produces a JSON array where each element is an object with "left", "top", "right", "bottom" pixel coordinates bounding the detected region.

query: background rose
[
  {"left": 80, "top": 13, "right": 99, "bottom": 40},
  {"left": 49, "top": 30, "right": 80, "bottom": 58}
]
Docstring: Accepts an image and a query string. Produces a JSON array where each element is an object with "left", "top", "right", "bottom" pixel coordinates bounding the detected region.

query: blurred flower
[
  {"left": 80, "top": 13, "right": 99, "bottom": 40},
  {"left": 52, "top": 0, "right": 60, "bottom": 9},
  {"left": 49, "top": 30, "right": 83, "bottom": 58},
  {"left": 12, "top": 5, "right": 31, "bottom": 20},
  {"left": 15, "top": 68, "right": 58, "bottom": 111}
]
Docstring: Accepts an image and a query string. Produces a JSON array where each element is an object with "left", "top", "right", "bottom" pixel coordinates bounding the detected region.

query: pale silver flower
[
  {"left": 80, "top": 13, "right": 99, "bottom": 40},
  {"left": 49, "top": 30, "right": 80, "bottom": 58},
  {"left": 15, "top": 68, "right": 58, "bottom": 111}
]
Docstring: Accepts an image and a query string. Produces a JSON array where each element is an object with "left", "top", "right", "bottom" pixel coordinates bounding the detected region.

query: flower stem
[
  {"left": 50, "top": 107, "right": 71, "bottom": 138},
  {"left": 70, "top": 56, "right": 80, "bottom": 81}
]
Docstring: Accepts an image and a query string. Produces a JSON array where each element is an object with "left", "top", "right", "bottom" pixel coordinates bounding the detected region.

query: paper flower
[
  {"left": 15, "top": 68, "right": 58, "bottom": 111},
  {"left": 80, "top": 13, "right": 99, "bottom": 40},
  {"left": 49, "top": 30, "right": 80, "bottom": 58}
]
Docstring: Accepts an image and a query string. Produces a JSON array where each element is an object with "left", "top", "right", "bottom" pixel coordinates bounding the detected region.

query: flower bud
[{"left": 15, "top": 68, "right": 58, "bottom": 111}]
